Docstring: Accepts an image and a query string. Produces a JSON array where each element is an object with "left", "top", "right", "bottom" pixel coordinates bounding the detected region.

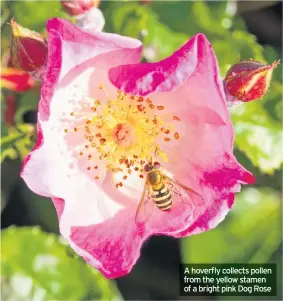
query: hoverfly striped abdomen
[
  {"left": 151, "top": 183, "right": 172, "bottom": 211},
  {"left": 135, "top": 161, "right": 204, "bottom": 225}
]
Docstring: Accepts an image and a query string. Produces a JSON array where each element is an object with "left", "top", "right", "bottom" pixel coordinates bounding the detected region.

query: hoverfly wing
[
  {"left": 135, "top": 182, "right": 155, "bottom": 226},
  {"left": 164, "top": 175, "right": 205, "bottom": 208}
]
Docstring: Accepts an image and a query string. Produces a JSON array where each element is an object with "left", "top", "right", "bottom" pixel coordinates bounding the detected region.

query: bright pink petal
[
  {"left": 40, "top": 18, "right": 142, "bottom": 120},
  {"left": 175, "top": 154, "right": 255, "bottom": 237},
  {"left": 69, "top": 153, "right": 254, "bottom": 278},
  {"left": 20, "top": 18, "right": 143, "bottom": 258},
  {"left": 109, "top": 33, "right": 229, "bottom": 125}
]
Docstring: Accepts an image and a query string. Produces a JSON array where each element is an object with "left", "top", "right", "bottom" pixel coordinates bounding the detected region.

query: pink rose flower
[
  {"left": 224, "top": 59, "right": 280, "bottom": 104},
  {"left": 21, "top": 18, "right": 254, "bottom": 278}
]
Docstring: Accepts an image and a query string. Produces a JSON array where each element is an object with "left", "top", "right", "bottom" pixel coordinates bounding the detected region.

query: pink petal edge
[{"left": 109, "top": 33, "right": 229, "bottom": 125}]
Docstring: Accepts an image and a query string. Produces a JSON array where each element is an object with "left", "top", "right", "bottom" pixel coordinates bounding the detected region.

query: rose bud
[
  {"left": 10, "top": 19, "right": 48, "bottom": 74},
  {"left": 224, "top": 59, "right": 280, "bottom": 103},
  {"left": 61, "top": 0, "right": 100, "bottom": 16}
]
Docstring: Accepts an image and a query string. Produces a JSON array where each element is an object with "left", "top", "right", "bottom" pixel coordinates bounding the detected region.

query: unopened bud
[
  {"left": 10, "top": 19, "right": 48, "bottom": 73},
  {"left": 61, "top": 0, "right": 100, "bottom": 16},
  {"left": 224, "top": 59, "right": 280, "bottom": 103}
]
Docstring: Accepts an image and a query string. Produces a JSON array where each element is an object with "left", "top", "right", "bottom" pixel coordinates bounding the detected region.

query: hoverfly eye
[
  {"left": 153, "top": 162, "right": 161, "bottom": 169},
  {"left": 144, "top": 164, "right": 151, "bottom": 172}
]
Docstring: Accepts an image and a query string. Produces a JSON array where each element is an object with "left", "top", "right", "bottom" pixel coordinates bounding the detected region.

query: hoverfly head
[
  {"left": 153, "top": 161, "right": 161, "bottom": 170},
  {"left": 144, "top": 163, "right": 152, "bottom": 173}
]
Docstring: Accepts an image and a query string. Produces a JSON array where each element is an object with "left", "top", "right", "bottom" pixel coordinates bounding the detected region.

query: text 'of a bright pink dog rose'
[
  {"left": 224, "top": 59, "right": 280, "bottom": 105},
  {"left": 21, "top": 19, "right": 254, "bottom": 278}
]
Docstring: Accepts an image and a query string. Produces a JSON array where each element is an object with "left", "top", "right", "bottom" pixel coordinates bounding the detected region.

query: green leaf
[
  {"left": 0, "top": 146, "right": 18, "bottom": 162},
  {"left": 15, "top": 89, "right": 40, "bottom": 124},
  {"left": 2, "top": 227, "right": 122, "bottom": 301},
  {"left": 150, "top": 1, "right": 230, "bottom": 36},
  {"left": 231, "top": 101, "right": 282, "bottom": 174},
  {"left": 11, "top": 0, "right": 71, "bottom": 33},
  {"left": 181, "top": 188, "right": 281, "bottom": 264},
  {"left": 1, "top": 130, "right": 26, "bottom": 148},
  {"left": 1, "top": 124, "right": 35, "bottom": 162},
  {"left": 110, "top": 2, "right": 188, "bottom": 61}
]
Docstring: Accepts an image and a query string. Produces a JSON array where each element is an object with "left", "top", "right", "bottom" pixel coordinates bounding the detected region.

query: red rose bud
[
  {"left": 1, "top": 67, "right": 35, "bottom": 92},
  {"left": 61, "top": 0, "right": 100, "bottom": 16},
  {"left": 224, "top": 59, "right": 280, "bottom": 102},
  {"left": 10, "top": 18, "right": 48, "bottom": 73}
]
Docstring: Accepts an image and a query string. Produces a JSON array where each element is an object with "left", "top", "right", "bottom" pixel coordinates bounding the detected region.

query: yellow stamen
[{"left": 63, "top": 85, "right": 182, "bottom": 182}]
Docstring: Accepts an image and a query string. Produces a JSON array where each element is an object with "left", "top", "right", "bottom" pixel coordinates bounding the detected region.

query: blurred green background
[{"left": 1, "top": 0, "right": 282, "bottom": 300}]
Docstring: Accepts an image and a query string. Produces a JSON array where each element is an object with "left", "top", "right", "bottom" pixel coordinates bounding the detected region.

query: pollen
[
  {"left": 63, "top": 84, "right": 182, "bottom": 183},
  {"left": 164, "top": 129, "right": 170, "bottom": 134},
  {"left": 174, "top": 132, "right": 180, "bottom": 139}
]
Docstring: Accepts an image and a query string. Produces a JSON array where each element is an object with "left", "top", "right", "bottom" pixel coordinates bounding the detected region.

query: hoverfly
[{"left": 135, "top": 161, "right": 204, "bottom": 225}]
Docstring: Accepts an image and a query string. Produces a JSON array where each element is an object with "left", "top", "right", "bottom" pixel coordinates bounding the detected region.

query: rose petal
[
  {"left": 40, "top": 18, "right": 142, "bottom": 120},
  {"left": 68, "top": 153, "right": 254, "bottom": 278},
  {"left": 21, "top": 19, "right": 143, "bottom": 243},
  {"left": 109, "top": 33, "right": 229, "bottom": 125}
]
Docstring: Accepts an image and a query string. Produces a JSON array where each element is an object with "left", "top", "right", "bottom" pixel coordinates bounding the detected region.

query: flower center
[
  {"left": 64, "top": 85, "right": 181, "bottom": 186},
  {"left": 112, "top": 123, "right": 136, "bottom": 147}
]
